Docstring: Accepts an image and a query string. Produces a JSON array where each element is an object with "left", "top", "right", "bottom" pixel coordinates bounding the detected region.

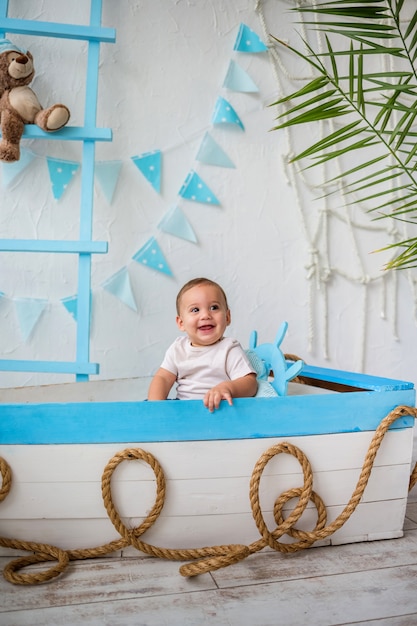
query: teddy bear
[{"left": 0, "top": 38, "right": 70, "bottom": 162}]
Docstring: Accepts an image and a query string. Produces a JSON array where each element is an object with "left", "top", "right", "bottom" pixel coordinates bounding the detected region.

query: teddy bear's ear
[{"left": 0, "top": 38, "right": 27, "bottom": 56}]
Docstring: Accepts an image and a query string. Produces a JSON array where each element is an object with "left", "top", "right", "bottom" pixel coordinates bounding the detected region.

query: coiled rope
[{"left": 1, "top": 404, "right": 417, "bottom": 585}]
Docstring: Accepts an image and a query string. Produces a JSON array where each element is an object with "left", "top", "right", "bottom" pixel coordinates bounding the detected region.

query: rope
[
  {"left": 1, "top": 405, "right": 416, "bottom": 585},
  {"left": 0, "top": 457, "right": 11, "bottom": 503}
]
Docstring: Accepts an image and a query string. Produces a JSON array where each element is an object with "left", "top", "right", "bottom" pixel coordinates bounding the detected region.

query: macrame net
[{"left": 255, "top": 0, "right": 417, "bottom": 370}]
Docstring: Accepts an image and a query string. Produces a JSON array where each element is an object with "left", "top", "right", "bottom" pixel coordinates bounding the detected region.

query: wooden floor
[{"left": 1, "top": 485, "right": 417, "bottom": 626}]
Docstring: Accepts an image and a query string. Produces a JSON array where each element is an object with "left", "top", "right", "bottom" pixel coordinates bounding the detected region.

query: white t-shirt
[{"left": 160, "top": 335, "right": 255, "bottom": 399}]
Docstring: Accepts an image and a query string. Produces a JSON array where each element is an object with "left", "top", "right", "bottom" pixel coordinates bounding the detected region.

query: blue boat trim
[
  {"left": 1, "top": 388, "right": 414, "bottom": 445},
  {"left": 294, "top": 363, "right": 414, "bottom": 391}
]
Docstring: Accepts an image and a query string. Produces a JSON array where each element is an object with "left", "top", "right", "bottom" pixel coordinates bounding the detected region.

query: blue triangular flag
[
  {"left": 196, "top": 132, "right": 235, "bottom": 168},
  {"left": 1, "top": 148, "right": 36, "bottom": 188},
  {"left": 132, "top": 237, "right": 173, "bottom": 276},
  {"left": 234, "top": 23, "right": 268, "bottom": 52},
  {"left": 101, "top": 266, "right": 138, "bottom": 312},
  {"left": 14, "top": 297, "right": 47, "bottom": 342},
  {"left": 95, "top": 160, "right": 122, "bottom": 203},
  {"left": 179, "top": 170, "right": 220, "bottom": 205},
  {"left": 158, "top": 206, "right": 197, "bottom": 243},
  {"left": 212, "top": 97, "right": 244, "bottom": 130},
  {"left": 131, "top": 150, "right": 162, "bottom": 193},
  {"left": 61, "top": 293, "right": 93, "bottom": 322},
  {"left": 61, "top": 295, "right": 78, "bottom": 321},
  {"left": 46, "top": 157, "right": 80, "bottom": 199},
  {"left": 223, "top": 60, "right": 259, "bottom": 92}
]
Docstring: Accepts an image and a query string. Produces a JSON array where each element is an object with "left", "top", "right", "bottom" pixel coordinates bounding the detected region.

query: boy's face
[{"left": 176, "top": 283, "right": 231, "bottom": 347}]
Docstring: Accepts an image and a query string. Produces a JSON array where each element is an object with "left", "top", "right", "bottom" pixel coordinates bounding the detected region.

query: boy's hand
[
  {"left": 203, "top": 374, "right": 258, "bottom": 411},
  {"left": 203, "top": 383, "right": 233, "bottom": 412}
]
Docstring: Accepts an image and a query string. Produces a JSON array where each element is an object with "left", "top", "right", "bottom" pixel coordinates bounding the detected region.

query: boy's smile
[{"left": 176, "top": 283, "right": 231, "bottom": 347}]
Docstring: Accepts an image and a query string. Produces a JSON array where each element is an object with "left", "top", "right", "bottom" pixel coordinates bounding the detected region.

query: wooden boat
[{"left": 1, "top": 361, "right": 415, "bottom": 580}]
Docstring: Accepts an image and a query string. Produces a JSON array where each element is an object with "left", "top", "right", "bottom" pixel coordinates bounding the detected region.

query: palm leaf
[
  {"left": 289, "top": 121, "right": 365, "bottom": 161},
  {"left": 271, "top": 0, "right": 417, "bottom": 269},
  {"left": 304, "top": 138, "right": 379, "bottom": 168}
]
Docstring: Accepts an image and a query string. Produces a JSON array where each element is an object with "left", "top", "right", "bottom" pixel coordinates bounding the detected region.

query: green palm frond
[{"left": 270, "top": 0, "right": 417, "bottom": 269}]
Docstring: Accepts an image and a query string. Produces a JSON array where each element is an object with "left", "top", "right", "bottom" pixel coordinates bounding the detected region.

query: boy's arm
[
  {"left": 147, "top": 367, "right": 177, "bottom": 400},
  {"left": 203, "top": 372, "right": 258, "bottom": 412}
]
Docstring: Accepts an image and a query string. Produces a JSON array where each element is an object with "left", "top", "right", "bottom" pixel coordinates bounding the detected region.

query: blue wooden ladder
[{"left": 0, "top": 0, "right": 116, "bottom": 381}]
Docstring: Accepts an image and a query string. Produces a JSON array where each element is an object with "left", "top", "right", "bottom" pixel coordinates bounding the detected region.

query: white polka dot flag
[
  {"left": 61, "top": 292, "right": 93, "bottom": 322},
  {"left": 46, "top": 157, "right": 80, "bottom": 200},
  {"left": 131, "top": 236, "right": 173, "bottom": 277},
  {"left": 233, "top": 23, "right": 268, "bottom": 53},
  {"left": 61, "top": 295, "right": 78, "bottom": 320},
  {"left": 179, "top": 170, "right": 220, "bottom": 205},
  {"left": 211, "top": 96, "right": 244, "bottom": 130},
  {"left": 131, "top": 150, "right": 162, "bottom": 193}
]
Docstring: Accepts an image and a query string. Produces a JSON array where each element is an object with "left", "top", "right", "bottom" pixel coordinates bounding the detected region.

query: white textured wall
[{"left": 1, "top": 0, "right": 417, "bottom": 389}]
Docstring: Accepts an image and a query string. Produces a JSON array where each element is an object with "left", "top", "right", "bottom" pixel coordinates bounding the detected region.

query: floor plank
[
  {"left": 0, "top": 468, "right": 416, "bottom": 625},
  {"left": 0, "top": 556, "right": 216, "bottom": 612},
  {"left": 0, "top": 529, "right": 416, "bottom": 625},
  {"left": 1, "top": 563, "right": 417, "bottom": 626},
  {"left": 211, "top": 528, "right": 417, "bottom": 588}
]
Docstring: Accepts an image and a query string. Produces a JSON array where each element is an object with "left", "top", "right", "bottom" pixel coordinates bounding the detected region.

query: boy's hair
[{"left": 176, "top": 277, "right": 229, "bottom": 314}]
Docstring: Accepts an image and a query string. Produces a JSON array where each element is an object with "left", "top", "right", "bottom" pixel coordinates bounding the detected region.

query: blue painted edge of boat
[
  {"left": 292, "top": 363, "right": 414, "bottom": 391},
  {"left": 1, "top": 388, "right": 415, "bottom": 445}
]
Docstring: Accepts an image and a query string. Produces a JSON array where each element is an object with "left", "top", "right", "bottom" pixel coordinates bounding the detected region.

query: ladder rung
[
  {"left": 0, "top": 17, "right": 116, "bottom": 43},
  {"left": 18, "top": 126, "right": 113, "bottom": 142},
  {"left": 0, "top": 240, "right": 108, "bottom": 254},
  {"left": 0, "top": 360, "right": 99, "bottom": 375}
]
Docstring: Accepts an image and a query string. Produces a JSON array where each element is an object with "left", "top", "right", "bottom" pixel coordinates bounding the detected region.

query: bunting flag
[
  {"left": 212, "top": 97, "right": 244, "bottom": 130},
  {"left": 46, "top": 157, "right": 80, "bottom": 200},
  {"left": 131, "top": 150, "right": 162, "bottom": 193},
  {"left": 61, "top": 295, "right": 78, "bottom": 321},
  {"left": 101, "top": 266, "right": 137, "bottom": 311},
  {"left": 233, "top": 23, "right": 268, "bottom": 53},
  {"left": 158, "top": 206, "right": 197, "bottom": 242},
  {"left": 223, "top": 60, "right": 259, "bottom": 92},
  {"left": 95, "top": 160, "right": 123, "bottom": 203},
  {"left": 1, "top": 148, "right": 36, "bottom": 188},
  {"left": 196, "top": 132, "right": 235, "bottom": 168},
  {"left": 179, "top": 170, "right": 220, "bottom": 205},
  {"left": 14, "top": 297, "right": 48, "bottom": 342},
  {"left": 132, "top": 237, "right": 173, "bottom": 276},
  {"left": 61, "top": 293, "right": 93, "bottom": 322}
]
